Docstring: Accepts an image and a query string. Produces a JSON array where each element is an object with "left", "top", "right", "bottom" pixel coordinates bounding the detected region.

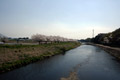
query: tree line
[
  {"left": 31, "top": 34, "right": 76, "bottom": 44},
  {"left": 0, "top": 33, "right": 77, "bottom": 44},
  {"left": 93, "top": 28, "right": 120, "bottom": 47}
]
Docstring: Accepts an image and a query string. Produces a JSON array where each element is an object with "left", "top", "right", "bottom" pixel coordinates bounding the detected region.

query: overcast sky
[{"left": 0, "top": 0, "right": 120, "bottom": 39}]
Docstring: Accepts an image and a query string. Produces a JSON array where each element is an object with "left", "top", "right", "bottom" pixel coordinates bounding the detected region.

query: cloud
[{"left": 0, "top": 21, "right": 118, "bottom": 39}]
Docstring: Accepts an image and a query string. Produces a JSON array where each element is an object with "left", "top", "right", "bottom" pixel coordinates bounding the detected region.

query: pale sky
[{"left": 0, "top": 0, "right": 120, "bottom": 39}]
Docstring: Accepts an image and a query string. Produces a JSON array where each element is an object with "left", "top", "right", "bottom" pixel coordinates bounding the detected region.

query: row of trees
[
  {"left": 0, "top": 33, "right": 77, "bottom": 44},
  {"left": 93, "top": 28, "right": 120, "bottom": 47},
  {"left": 31, "top": 34, "right": 77, "bottom": 44}
]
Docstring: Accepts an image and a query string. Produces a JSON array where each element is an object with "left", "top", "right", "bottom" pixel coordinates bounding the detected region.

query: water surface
[{"left": 0, "top": 45, "right": 120, "bottom": 80}]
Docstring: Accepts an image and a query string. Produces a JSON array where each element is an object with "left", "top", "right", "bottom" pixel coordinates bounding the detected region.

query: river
[{"left": 0, "top": 45, "right": 120, "bottom": 80}]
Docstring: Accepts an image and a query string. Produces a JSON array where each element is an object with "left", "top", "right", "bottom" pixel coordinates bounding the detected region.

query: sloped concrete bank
[{"left": 89, "top": 43, "right": 120, "bottom": 60}]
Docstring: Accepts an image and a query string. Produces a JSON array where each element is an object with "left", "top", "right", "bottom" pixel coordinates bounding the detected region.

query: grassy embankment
[{"left": 0, "top": 42, "right": 80, "bottom": 73}]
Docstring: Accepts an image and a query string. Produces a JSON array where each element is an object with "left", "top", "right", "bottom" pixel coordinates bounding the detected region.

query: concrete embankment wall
[{"left": 88, "top": 43, "right": 120, "bottom": 60}]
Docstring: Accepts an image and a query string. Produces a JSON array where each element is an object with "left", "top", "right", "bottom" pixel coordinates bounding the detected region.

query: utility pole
[{"left": 92, "top": 29, "right": 94, "bottom": 38}]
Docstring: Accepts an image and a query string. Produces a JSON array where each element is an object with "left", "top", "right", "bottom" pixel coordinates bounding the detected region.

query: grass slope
[{"left": 0, "top": 42, "right": 80, "bottom": 73}]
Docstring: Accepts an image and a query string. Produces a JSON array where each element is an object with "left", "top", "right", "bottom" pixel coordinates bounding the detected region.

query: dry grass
[{"left": 0, "top": 42, "right": 80, "bottom": 73}]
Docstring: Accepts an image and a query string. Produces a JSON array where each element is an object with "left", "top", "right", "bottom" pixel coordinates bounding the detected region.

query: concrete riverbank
[{"left": 88, "top": 43, "right": 120, "bottom": 61}]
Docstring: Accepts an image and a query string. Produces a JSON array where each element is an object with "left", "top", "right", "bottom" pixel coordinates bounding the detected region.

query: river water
[{"left": 0, "top": 45, "right": 120, "bottom": 80}]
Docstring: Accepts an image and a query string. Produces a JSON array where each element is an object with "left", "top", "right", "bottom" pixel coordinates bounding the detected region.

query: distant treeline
[
  {"left": 31, "top": 34, "right": 77, "bottom": 44},
  {"left": 80, "top": 28, "right": 120, "bottom": 47},
  {"left": 0, "top": 33, "right": 77, "bottom": 44},
  {"left": 93, "top": 28, "right": 120, "bottom": 47}
]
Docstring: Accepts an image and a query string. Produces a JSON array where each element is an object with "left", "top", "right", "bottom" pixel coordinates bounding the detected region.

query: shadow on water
[{"left": 0, "top": 45, "right": 120, "bottom": 80}]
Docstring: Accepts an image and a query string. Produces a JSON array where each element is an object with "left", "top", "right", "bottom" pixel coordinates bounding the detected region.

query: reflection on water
[{"left": 0, "top": 45, "right": 120, "bottom": 80}]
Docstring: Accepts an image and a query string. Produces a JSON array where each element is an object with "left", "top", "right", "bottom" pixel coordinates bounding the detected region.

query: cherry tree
[
  {"left": 31, "top": 34, "right": 77, "bottom": 44},
  {"left": 31, "top": 34, "right": 46, "bottom": 44}
]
